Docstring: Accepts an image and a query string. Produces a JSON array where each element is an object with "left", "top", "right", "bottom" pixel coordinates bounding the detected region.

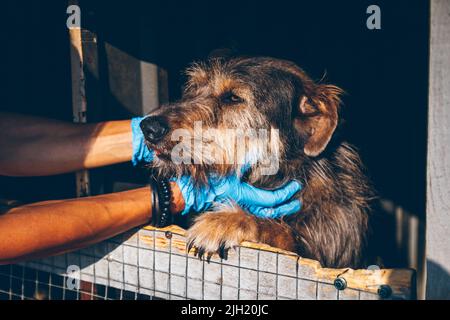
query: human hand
[{"left": 174, "top": 174, "right": 302, "bottom": 219}]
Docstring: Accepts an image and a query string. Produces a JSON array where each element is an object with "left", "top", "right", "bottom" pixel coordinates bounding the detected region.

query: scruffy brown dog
[{"left": 141, "top": 57, "right": 373, "bottom": 268}]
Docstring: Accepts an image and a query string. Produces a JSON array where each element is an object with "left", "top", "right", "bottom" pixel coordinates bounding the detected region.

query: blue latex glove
[
  {"left": 131, "top": 117, "right": 154, "bottom": 166},
  {"left": 174, "top": 174, "right": 302, "bottom": 219}
]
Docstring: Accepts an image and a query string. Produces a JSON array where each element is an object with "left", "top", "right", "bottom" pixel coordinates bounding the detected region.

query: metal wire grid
[
  {"left": 1, "top": 228, "right": 385, "bottom": 300},
  {"left": 0, "top": 264, "right": 156, "bottom": 300}
]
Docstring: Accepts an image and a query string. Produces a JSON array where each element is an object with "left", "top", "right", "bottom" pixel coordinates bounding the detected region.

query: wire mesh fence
[{"left": 0, "top": 226, "right": 415, "bottom": 300}]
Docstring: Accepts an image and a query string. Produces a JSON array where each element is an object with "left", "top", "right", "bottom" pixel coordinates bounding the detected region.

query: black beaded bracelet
[{"left": 149, "top": 176, "right": 173, "bottom": 228}]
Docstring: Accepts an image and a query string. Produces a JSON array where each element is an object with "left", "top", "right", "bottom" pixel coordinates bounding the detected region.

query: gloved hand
[
  {"left": 174, "top": 174, "right": 302, "bottom": 219},
  {"left": 131, "top": 117, "right": 154, "bottom": 166},
  {"left": 132, "top": 116, "right": 302, "bottom": 218}
]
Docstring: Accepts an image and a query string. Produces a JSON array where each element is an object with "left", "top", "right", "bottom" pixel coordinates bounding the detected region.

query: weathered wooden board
[
  {"left": 19, "top": 224, "right": 416, "bottom": 300},
  {"left": 426, "top": 0, "right": 450, "bottom": 301},
  {"left": 68, "top": 10, "right": 90, "bottom": 198}
]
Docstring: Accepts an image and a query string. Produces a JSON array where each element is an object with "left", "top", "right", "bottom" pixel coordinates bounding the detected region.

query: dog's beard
[{"left": 148, "top": 126, "right": 283, "bottom": 185}]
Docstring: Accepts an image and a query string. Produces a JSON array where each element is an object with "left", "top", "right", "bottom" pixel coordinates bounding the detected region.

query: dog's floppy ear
[{"left": 293, "top": 84, "right": 342, "bottom": 157}]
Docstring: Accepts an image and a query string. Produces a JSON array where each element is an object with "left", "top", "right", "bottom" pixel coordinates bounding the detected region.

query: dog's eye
[{"left": 221, "top": 92, "right": 244, "bottom": 104}]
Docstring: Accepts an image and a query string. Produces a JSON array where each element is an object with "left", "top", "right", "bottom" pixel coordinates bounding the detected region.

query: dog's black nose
[{"left": 140, "top": 116, "right": 169, "bottom": 143}]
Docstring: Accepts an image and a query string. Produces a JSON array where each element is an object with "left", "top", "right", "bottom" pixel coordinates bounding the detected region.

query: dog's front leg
[
  {"left": 186, "top": 209, "right": 297, "bottom": 259},
  {"left": 186, "top": 209, "right": 258, "bottom": 259}
]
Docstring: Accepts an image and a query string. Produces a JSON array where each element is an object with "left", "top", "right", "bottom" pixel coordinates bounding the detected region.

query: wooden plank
[
  {"left": 103, "top": 43, "right": 169, "bottom": 117},
  {"left": 277, "top": 275, "right": 297, "bottom": 299},
  {"left": 297, "top": 279, "right": 317, "bottom": 300},
  {"left": 21, "top": 223, "right": 415, "bottom": 300},
  {"left": 426, "top": 0, "right": 450, "bottom": 300},
  {"left": 317, "top": 283, "right": 338, "bottom": 300},
  {"left": 144, "top": 225, "right": 415, "bottom": 299},
  {"left": 68, "top": 2, "right": 90, "bottom": 197},
  {"left": 338, "top": 288, "right": 360, "bottom": 300}
]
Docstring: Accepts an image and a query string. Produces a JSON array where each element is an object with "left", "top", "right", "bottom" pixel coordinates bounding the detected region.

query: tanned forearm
[
  {"left": 0, "top": 112, "right": 133, "bottom": 176},
  {"left": 0, "top": 183, "right": 184, "bottom": 265}
]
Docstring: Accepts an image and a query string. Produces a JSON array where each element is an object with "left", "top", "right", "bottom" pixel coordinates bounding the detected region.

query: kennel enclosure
[
  {"left": 0, "top": 225, "right": 415, "bottom": 300},
  {"left": 2, "top": 0, "right": 449, "bottom": 299}
]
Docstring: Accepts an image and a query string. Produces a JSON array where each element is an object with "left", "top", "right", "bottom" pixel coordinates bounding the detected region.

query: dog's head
[{"left": 141, "top": 57, "right": 342, "bottom": 180}]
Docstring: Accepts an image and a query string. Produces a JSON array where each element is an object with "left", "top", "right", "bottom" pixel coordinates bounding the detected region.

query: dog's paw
[{"left": 186, "top": 210, "right": 258, "bottom": 261}]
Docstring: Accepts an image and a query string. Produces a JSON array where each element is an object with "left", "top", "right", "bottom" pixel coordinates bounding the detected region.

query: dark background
[{"left": 3, "top": 1, "right": 429, "bottom": 266}]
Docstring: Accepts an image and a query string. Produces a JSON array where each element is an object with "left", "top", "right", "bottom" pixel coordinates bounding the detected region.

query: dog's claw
[
  {"left": 187, "top": 241, "right": 194, "bottom": 254},
  {"left": 197, "top": 248, "right": 205, "bottom": 260},
  {"left": 206, "top": 252, "right": 213, "bottom": 263},
  {"left": 218, "top": 243, "right": 228, "bottom": 260}
]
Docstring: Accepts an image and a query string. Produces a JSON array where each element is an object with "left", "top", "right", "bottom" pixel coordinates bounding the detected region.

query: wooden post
[
  {"left": 426, "top": 0, "right": 450, "bottom": 300},
  {"left": 68, "top": 1, "right": 103, "bottom": 197},
  {"left": 103, "top": 43, "right": 169, "bottom": 117},
  {"left": 68, "top": 20, "right": 91, "bottom": 197}
]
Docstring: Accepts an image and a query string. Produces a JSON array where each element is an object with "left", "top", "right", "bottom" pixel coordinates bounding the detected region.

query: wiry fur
[{"left": 143, "top": 57, "right": 374, "bottom": 268}]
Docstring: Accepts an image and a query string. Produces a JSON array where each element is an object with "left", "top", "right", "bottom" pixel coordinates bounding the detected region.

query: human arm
[
  {"left": 0, "top": 183, "right": 184, "bottom": 265},
  {"left": 0, "top": 112, "right": 135, "bottom": 176}
]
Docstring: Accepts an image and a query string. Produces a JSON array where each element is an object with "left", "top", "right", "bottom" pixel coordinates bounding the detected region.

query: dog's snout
[{"left": 140, "top": 116, "right": 169, "bottom": 143}]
